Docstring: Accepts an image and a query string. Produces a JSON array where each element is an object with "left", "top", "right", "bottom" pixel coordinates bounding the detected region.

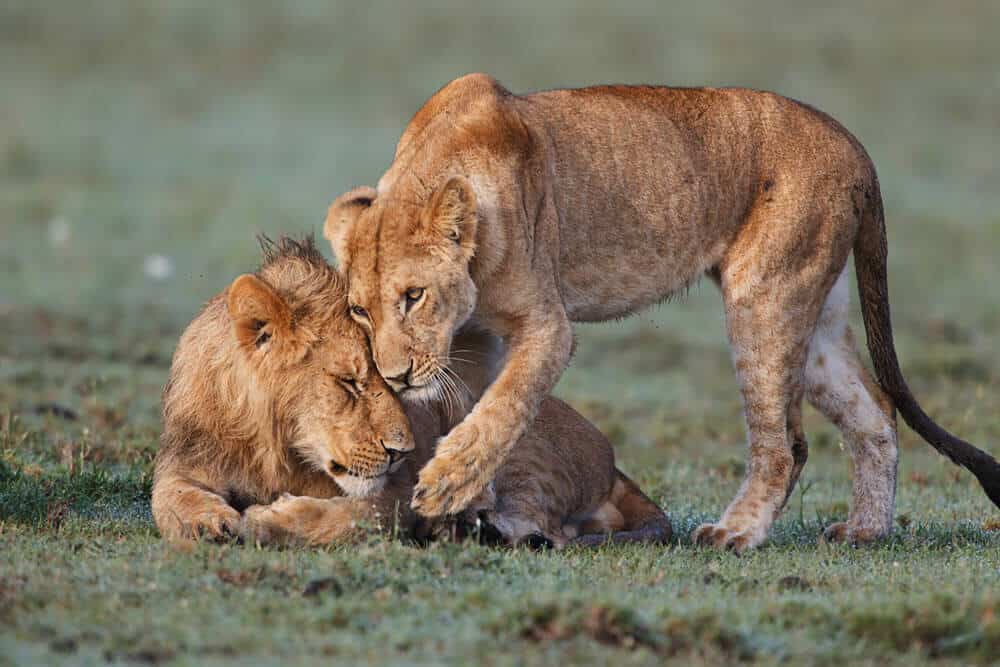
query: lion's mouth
[
  {"left": 387, "top": 454, "right": 407, "bottom": 474},
  {"left": 328, "top": 456, "right": 405, "bottom": 481},
  {"left": 330, "top": 470, "right": 389, "bottom": 498},
  {"left": 328, "top": 460, "right": 351, "bottom": 476},
  {"left": 396, "top": 383, "right": 439, "bottom": 404}
]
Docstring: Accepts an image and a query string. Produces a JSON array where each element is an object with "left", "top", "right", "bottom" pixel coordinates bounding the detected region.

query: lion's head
[
  {"left": 164, "top": 237, "right": 414, "bottom": 498},
  {"left": 324, "top": 178, "right": 480, "bottom": 403}
]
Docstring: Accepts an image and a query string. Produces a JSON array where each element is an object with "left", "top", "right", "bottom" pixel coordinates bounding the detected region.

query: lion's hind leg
[
  {"left": 568, "top": 471, "right": 672, "bottom": 547},
  {"left": 693, "top": 194, "right": 858, "bottom": 552},
  {"left": 780, "top": 397, "right": 810, "bottom": 512},
  {"left": 691, "top": 284, "right": 817, "bottom": 551},
  {"left": 805, "top": 268, "right": 898, "bottom": 544}
]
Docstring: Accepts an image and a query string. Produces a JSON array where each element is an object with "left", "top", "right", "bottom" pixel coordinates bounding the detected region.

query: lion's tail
[{"left": 854, "top": 172, "right": 1000, "bottom": 508}]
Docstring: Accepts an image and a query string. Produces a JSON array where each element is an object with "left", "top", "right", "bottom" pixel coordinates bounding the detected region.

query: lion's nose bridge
[
  {"left": 373, "top": 321, "right": 410, "bottom": 380},
  {"left": 368, "top": 396, "right": 415, "bottom": 452}
]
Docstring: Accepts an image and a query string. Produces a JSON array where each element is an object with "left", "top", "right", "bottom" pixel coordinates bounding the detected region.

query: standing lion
[{"left": 326, "top": 73, "right": 1000, "bottom": 552}]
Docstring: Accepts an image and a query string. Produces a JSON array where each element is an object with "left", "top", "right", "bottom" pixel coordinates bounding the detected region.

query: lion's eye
[
  {"left": 350, "top": 305, "right": 369, "bottom": 319},
  {"left": 404, "top": 287, "right": 424, "bottom": 313}
]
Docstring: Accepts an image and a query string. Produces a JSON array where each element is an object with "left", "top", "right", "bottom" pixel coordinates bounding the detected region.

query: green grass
[{"left": 2, "top": 1, "right": 999, "bottom": 664}]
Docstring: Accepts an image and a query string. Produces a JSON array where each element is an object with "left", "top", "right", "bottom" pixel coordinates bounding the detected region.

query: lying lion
[{"left": 151, "top": 237, "right": 669, "bottom": 547}]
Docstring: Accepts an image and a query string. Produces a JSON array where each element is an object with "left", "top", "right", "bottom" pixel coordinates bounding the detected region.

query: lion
[
  {"left": 152, "top": 237, "right": 420, "bottom": 545},
  {"left": 325, "top": 72, "right": 1000, "bottom": 552},
  {"left": 387, "top": 326, "right": 671, "bottom": 549},
  {"left": 152, "top": 236, "right": 670, "bottom": 547}
]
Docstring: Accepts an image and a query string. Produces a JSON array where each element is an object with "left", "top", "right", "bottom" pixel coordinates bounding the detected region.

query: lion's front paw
[
  {"left": 181, "top": 505, "right": 242, "bottom": 542},
  {"left": 691, "top": 522, "right": 762, "bottom": 554},
  {"left": 411, "top": 424, "right": 490, "bottom": 518},
  {"left": 241, "top": 494, "right": 301, "bottom": 545}
]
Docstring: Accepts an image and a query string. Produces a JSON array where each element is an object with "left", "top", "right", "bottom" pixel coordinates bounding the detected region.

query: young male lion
[
  {"left": 152, "top": 237, "right": 669, "bottom": 547},
  {"left": 326, "top": 73, "right": 1000, "bottom": 552},
  {"left": 152, "top": 237, "right": 419, "bottom": 544}
]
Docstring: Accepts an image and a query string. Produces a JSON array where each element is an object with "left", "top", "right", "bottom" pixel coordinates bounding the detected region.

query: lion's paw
[
  {"left": 691, "top": 522, "right": 761, "bottom": 554},
  {"left": 411, "top": 424, "right": 490, "bottom": 518},
  {"left": 821, "top": 521, "right": 887, "bottom": 546},
  {"left": 184, "top": 505, "right": 242, "bottom": 542},
  {"left": 241, "top": 499, "right": 298, "bottom": 545}
]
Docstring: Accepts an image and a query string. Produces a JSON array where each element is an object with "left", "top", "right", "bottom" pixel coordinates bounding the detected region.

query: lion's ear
[
  {"left": 324, "top": 186, "right": 376, "bottom": 268},
  {"left": 227, "top": 274, "right": 293, "bottom": 352},
  {"left": 424, "top": 177, "right": 477, "bottom": 258}
]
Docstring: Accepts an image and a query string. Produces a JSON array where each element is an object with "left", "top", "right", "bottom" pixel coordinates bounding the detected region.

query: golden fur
[
  {"left": 152, "top": 238, "right": 418, "bottom": 545},
  {"left": 410, "top": 327, "right": 671, "bottom": 548},
  {"left": 152, "top": 238, "right": 669, "bottom": 547},
  {"left": 326, "top": 73, "right": 1000, "bottom": 552}
]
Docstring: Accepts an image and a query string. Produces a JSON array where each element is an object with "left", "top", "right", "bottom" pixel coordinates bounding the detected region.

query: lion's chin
[
  {"left": 332, "top": 474, "right": 387, "bottom": 498},
  {"left": 396, "top": 383, "right": 440, "bottom": 405}
]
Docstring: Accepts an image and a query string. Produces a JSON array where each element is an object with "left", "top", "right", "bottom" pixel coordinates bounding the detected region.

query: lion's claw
[{"left": 185, "top": 507, "right": 242, "bottom": 542}]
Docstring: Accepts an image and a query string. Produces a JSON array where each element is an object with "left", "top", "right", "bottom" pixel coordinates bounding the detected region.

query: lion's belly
[
  {"left": 527, "top": 93, "right": 749, "bottom": 322},
  {"left": 557, "top": 215, "right": 731, "bottom": 322}
]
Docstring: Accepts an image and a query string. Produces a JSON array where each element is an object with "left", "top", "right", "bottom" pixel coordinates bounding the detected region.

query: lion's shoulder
[{"left": 391, "top": 73, "right": 526, "bottom": 166}]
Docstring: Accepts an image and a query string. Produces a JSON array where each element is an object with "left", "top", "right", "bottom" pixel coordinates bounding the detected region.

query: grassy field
[{"left": 2, "top": 1, "right": 999, "bottom": 664}]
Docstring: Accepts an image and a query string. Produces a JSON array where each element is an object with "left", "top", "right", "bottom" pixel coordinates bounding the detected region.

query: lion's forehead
[
  {"left": 313, "top": 334, "right": 370, "bottom": 377},
  {"left": 353, "top": 200, "right": 426, "bottom": 265}
]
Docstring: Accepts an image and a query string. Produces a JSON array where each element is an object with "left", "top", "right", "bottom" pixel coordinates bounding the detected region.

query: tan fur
[
  {"left": 327, "top": 73, "right": 1000, "bottom": 552},
  {"left": 468, "top": 399, "right": 671, "bottom": 549},
  {"left": 152, "top": 238, "right": 418, "bottom": 544},
  {"left": 422, "top": 328, "right": 671, "bottom": 548},
  {"left": 153, "top": 238, "right": 669, "bottom": 547}
]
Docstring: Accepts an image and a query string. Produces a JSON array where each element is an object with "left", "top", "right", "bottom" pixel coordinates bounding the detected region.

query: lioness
[
  {"left": 326, "top": 73, "right": 1000, "bottom": 552},
  {"left": 152, "top": 237, "right": 669, "bottom": 547}
]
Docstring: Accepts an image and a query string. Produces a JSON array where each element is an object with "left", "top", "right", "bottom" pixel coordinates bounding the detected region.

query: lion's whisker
[
  {"left": 435, "top": 369, "right": 465, "bottom": 422},
  {"left": 447, "top": 348, "right": 488, "bottom": 358},
  {"left": 432, "top": 374, "right": 455, "bottom": 421},
  {"left": 440, "top": 364, "right": 473, "bottom": 400}
]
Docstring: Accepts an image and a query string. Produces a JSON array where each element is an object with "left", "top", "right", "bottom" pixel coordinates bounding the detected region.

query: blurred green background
[{"left": 2, "top": 2, "right": 999, "bottom": 665}]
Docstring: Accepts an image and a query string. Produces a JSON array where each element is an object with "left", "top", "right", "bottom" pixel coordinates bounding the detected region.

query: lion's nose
[
  {"left": 386, "top": 428, "right": 414, "bottom": 452},
  {"left": 384, "top": 360, "right": 413, "bottom": 391}
]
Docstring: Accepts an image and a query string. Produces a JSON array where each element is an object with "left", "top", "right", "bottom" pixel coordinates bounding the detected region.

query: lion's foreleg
[
  {"left": 151, "top": 472, "right": 242, "bottom": 542},
  {"left": 411, "top": 307, "right": 573, "bottom": 518},
  {"left": 241, "top": 494, "right": 410, "bottom": 546}
]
